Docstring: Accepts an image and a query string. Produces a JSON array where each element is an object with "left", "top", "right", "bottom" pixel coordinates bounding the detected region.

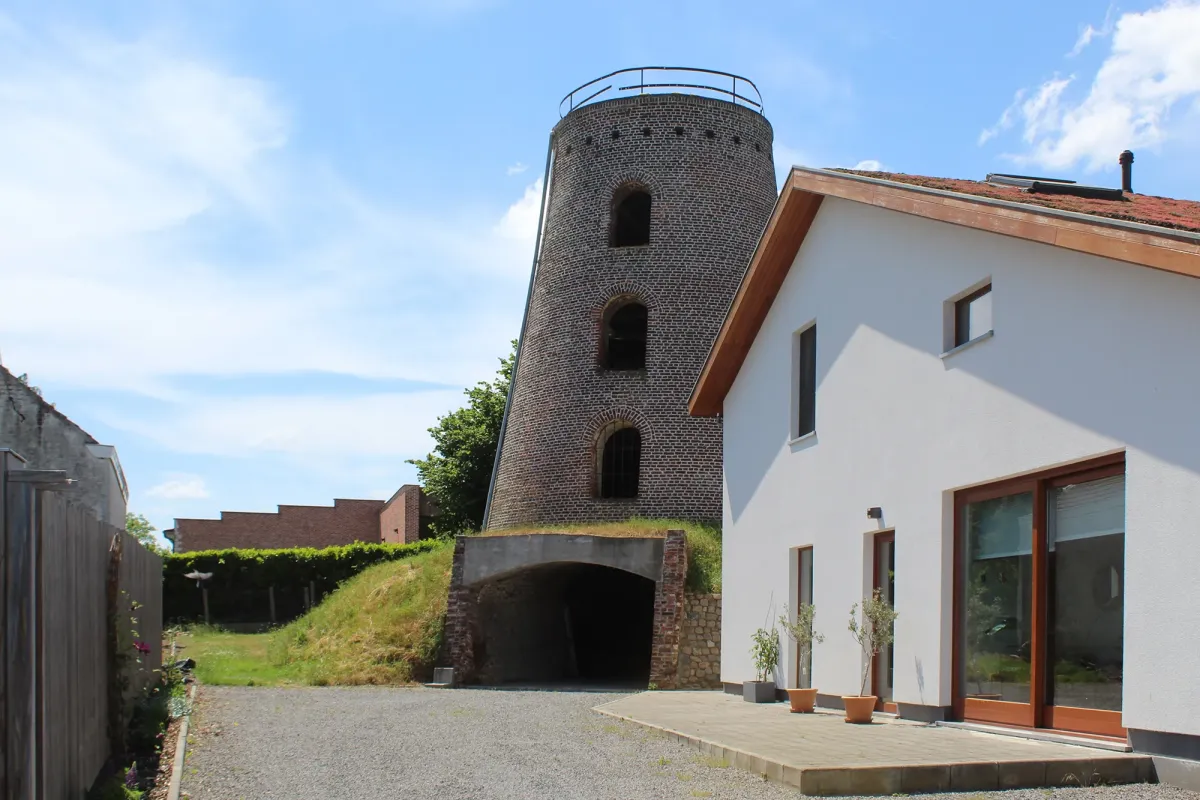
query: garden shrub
[{"left": 163, "top": 539, "right": 442, "bottom": 624}]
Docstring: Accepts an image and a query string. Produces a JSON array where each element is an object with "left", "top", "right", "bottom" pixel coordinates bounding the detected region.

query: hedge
[{"left": 163, "top": 539, "right": 444, "bottom": 624}]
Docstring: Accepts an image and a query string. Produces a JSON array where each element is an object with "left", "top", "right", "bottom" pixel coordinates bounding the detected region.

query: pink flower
[{"left": 133, "top": 640, "right": 151, "bottom": 654}]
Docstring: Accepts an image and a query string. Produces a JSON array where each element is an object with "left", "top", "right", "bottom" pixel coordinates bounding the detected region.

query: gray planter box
[{"left": 743, "top": 681, "right": 776, "bottom": 703}]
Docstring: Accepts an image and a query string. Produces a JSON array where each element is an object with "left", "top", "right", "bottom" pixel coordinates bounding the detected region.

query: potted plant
[
  {"left": 778, "top": 603, "right": 824, "bottom": 712},
  {"left": 844, "top": 588, "right": 898, "bottom": 723},
  {"left": 743, "top": 627, "right": 780, "bottom": 703}
]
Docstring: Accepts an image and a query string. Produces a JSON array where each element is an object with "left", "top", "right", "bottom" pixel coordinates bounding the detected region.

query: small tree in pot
[
  {"left": 744, "top": 627, "right": 780, "bottom": 703},
  {"left": 778, "top": 603, "right": 824, "bottom": 713},
  {"left": 844, "top": 588, "right": 898, "bottom": 723}
]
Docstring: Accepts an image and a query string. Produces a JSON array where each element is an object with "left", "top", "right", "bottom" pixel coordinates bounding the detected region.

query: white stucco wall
[{"left": 721, "top": 196, "right": 1200, "bottom": 737}]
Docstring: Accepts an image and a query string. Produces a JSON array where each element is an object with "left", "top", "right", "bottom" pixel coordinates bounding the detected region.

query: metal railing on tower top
[{"left": 559, "top": 67, "right": 764, "bottom": 118}]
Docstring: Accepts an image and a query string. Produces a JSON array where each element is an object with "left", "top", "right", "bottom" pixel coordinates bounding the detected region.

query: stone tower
[{"left": 484, "top": 68, "right": 777, "bottom": 529}]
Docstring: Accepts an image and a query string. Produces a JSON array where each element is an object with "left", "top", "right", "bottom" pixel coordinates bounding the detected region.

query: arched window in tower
[
  {"left": 603, "top": 302, "right": 648, "bottom": 370},
  {"left": 611, "top": 188, "right": 651, "bottom": 247},
  {"left": 598, "top": 423, "right": 641, "bottom": 499}
]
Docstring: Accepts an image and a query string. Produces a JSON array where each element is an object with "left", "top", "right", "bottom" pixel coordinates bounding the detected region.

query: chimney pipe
[{"left": 1119, "top": 150, "right": 1134, "bottom": 193}]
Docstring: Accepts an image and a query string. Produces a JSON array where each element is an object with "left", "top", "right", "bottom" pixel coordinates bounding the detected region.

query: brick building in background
[{"left": 165, "top": 485, "right": 435, "bottom": 552}]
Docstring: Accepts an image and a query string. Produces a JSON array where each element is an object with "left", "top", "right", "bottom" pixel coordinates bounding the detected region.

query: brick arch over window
[
  {"left": 585, "top": 408, "right": 652, "bottom": 500},
  {"left": 596, "top": 422, "right": 641, "bottom": 499},
  {"left": 593, "top": 283, "right": 656, "bottom": 370},
  {"left": 611, "top": 182, "right": 652, "bottom": 247},
  {"left": 600, "top": 297, "right": 647, "bottom": 370}
]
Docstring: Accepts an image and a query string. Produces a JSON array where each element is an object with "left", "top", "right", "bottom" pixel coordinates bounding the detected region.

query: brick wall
[
  {"left": 446, "top": 537, "right": 478, "bottom": 681},
  {"left": 445, "top": 530, "right": 691, "bottom": 687},
  {"left": 677, "top": 593, "right": 721, "bottom": 689},
  {"left": 487, "top": 93, "right": 777, "bottom": 528},
  {"left": 380, "top": 485, "right": 422, "bottom": 544},
  {"left": 171, "top": 498, "right": 385, "bottom": 552},
  {"left": 648, "top": 530, "right": 688, "bottom": 689}
]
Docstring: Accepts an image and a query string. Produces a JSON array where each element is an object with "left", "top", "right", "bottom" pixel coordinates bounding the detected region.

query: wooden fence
[{"left": 1, "top": 453, "right": 163, "bottom": 800}]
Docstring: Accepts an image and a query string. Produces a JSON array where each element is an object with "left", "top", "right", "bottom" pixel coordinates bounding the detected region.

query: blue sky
[{"left": 2, "top": 0, "right": 1198, "bottom": 546}]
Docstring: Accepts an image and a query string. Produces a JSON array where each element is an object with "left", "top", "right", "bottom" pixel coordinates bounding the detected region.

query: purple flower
[
  {"left": 125, "top": 763, "right": 138, "bottom": 788},
  {"left": 132, "top": 640, "right": 151, "bottom": 654}
]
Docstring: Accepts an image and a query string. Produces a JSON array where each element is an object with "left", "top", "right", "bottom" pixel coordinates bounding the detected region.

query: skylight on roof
[{"left": 985, "top": 173, "right": 1124, "bottom": 202}]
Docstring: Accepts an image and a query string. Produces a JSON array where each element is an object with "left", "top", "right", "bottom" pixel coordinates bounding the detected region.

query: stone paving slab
[{"left": 595, "top": 691, "right": 1152, "bottom": 796}]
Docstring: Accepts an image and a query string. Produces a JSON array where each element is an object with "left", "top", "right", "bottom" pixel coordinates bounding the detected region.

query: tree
[
  {"left": 408, "top": 342, "right": 515, "bottom": 537},
  {"left": 126, "top": 512, "right": 167, "bottom": 555}
]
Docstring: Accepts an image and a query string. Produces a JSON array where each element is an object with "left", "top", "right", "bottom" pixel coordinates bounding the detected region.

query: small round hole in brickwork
[
  {"left": 642, "top": 127, "right": 652, "bottom": 137},
  {"left": 674, "top": 126, "right": 685, "bottom": 137},
  {"left": 611, "top": 129, "right": 621, "bottom": 140},
  {"left": 705, "top": 130, "right": 715, "bottom": 139}
]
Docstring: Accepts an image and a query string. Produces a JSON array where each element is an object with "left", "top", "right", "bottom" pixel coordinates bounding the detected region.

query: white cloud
[
  {"left": 494, "top": 178, "right": 543, "bottom": 242},
  {"left": 1068, "top": 5, "right": 1116, "bottom": 58},
  {"left": 978, "top": 88, "right": 1025, "bottom": 145},
  {"left": 979, "top": 1, "right": 1200, "bottom": 173},
  {"left": 852, "top": 160, "right": 884, "bottom": 172},
  {"left": 106, "top": 390, "right": 462, "bottom": 460},
  {"left": 506, "top": 162, "right": 528, "bottom": 175},
  {"left": 0, "top": 19, "right": 535, "bottom": 399},
  {"left": 146, "top": 474, "right": 210, "bottom": 500}
]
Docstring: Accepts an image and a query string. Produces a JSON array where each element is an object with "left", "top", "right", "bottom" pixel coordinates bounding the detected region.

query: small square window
[{"left": 953, "top": 284, "right": 992, "bottom": 348}]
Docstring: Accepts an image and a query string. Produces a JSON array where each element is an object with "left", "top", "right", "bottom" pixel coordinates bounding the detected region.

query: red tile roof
[{"left": 836, "top": 169, "right": 1200, "bottom": 234}]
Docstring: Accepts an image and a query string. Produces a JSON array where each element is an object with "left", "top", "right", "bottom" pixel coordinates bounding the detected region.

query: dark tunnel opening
[{"left": 473, "top": 562, "right": 656, "bottom": 687}]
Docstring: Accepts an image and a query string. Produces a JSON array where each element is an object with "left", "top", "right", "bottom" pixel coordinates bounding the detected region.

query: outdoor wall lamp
[{"left": 866, "top": 507, "right": 883, "bottom": 520}]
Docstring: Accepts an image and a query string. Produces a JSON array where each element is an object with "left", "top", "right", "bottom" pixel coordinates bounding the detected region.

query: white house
[{"left": 689, "top": 166, "right": 1200, "bottom": 758}]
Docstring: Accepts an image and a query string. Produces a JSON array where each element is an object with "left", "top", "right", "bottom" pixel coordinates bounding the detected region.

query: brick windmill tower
[{"left": 483, "top": 68, "right": 778, "bottom": 529}]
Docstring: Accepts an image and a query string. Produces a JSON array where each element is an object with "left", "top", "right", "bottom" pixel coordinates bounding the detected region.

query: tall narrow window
[
  {"left": 598, "top": 424, "right": 641, "bottom": 498},
  {"left": 954, "top": 284, "right": 992, "bottom": 347},
  {"left": 795, "top": 324, "right": 817, "bottom": 438},
  {"left": 604, "top": 302, "right": 647, "bottom": 370},
  {"left": 612, "top": 189, "right": 651, "bottom": 247},
  {"left": 796, "top": 547, "right": 814, "bottom": 688},
  {"left": 873, "top": 532, "right": 896, "bottom": 710}
]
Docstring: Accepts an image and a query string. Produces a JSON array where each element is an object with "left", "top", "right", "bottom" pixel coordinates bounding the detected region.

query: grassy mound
[
  {"left": 268, "top": 543, "right": 453, "bottom": 685},
  {"left": 476, "top": 518, "right": 722, "bottom": 593},
  {"left": 175, "top": 519, "right": 720, "bottom": 688}
]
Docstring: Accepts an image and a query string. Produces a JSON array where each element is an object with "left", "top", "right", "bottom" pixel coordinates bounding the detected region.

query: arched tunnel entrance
[{"left": 473, "top": 562, "right": 656, "bottom": 686}]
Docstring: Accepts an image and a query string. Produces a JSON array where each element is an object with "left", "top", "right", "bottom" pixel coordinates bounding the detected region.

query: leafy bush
[
  {"left": 163, "top": 539, "right": 442, "bottom": 623},
  {"left": 749, "top": 627, "right": 780, "bottom": 683}
]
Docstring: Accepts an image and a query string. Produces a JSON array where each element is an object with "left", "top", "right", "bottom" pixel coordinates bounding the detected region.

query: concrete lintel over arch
[{"left": 461, "top": 534, "right": 664, "bottom": 586}]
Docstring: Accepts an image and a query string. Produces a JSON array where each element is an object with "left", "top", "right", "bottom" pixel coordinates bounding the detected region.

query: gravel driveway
[{"left": 180, "top": 687, "right": 1198, "bottom": 800}]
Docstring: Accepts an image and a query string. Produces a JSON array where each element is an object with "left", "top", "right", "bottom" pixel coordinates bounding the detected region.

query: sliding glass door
[{"left": 955, "top": 455, "right": 1125, "bottom": 737}]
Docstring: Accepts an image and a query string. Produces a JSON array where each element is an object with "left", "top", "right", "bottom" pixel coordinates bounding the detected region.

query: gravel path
[{"left": 180, "top": 686, "right": 1199, "bottom": 800}]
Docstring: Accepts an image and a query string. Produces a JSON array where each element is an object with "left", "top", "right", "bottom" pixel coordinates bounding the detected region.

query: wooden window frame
[
  {"left": 951, "top": 451, "right": 1126, "bottom": 739},
  {"left": 953, "top": 283, "right": 992, "bottom": 348}
]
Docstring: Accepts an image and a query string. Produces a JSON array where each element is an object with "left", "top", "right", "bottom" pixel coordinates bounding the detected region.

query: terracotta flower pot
[
  {"left": 786, "top": 688, "right": 818, "bottom": 713},
  {"left": 842, "top": 695, "right": 876, "bottom": 724}
]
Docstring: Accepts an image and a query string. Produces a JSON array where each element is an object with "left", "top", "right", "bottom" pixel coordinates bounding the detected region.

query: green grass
[
  {"left": 478, "top": 517, "right": 722, "bottom": 592},
  {"left": 173, "top": 626, "right": 304, "bottom": 687},
  {"left": 173, "top": 542, "right": 453, "bottom": 687},
  {"left": 172, "top": 518, "right": 722, "bottom": 689},
  {"left": 270, "top": 543, "right": 453, "bottom": 685}
]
